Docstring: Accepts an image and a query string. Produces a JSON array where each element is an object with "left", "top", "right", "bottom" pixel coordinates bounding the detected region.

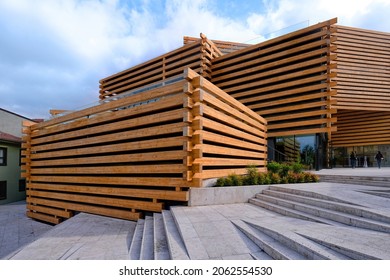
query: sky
[{"left": 1, "top": 0, "right": 389, "bottom": 120}]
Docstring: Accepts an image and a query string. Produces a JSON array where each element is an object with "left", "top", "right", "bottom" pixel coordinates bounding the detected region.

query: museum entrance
[
  {"left": 268, "top": 133, "right": 328, "bottom": 170},
  {"left": 331, "top": 145, "right": 390, "bottom": 168}
]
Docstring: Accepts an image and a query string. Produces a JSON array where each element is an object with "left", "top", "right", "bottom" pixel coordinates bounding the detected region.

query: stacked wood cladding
[
  {"left": 211, "top": 18, "right": 338, "bottom": 139},
  {"left": 184, "top": 36, "right": 251, "bottom": 54},
  {"left": 99, "top": 34, "right": 223, "bottom": 100},
  {"left": 332, "top": 110, "right": 390, "bottom": 147},
  {"left": 185, "top": 69, "right": 267, "bottom": 185},
  {"left": 332, "top": 25, "right": 390, "bottom": 147},
  {"left": 332, "top": 25, "right": 390, "bottom": 112},
  {"left": 22, "top": 68, "right": 267, "bottom": 224}
]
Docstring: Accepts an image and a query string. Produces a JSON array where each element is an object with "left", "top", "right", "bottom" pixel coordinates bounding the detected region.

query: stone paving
[
  {"left": 0, "top": 200, "right": 53, "bottom": 259},
  {"left": 1, "top": 167, "right": 390, "bottom": 260},
  {"left": 173, "top": 190, "right": 390, "bottom": 259},
  {"left": 2, "top": 210, "right": 136, "bottom": 260}
]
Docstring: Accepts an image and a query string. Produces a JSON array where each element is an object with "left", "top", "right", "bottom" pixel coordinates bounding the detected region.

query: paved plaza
[
  {"left": 0, "top": 200, "right": 53, "bottom": 259},
  {"left": 1, "top": 167, "right": 390, "bottom": 260}
]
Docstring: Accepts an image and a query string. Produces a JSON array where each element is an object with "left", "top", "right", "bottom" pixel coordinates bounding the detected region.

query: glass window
[
  {"left": 19, "top": 179, "right": 26, "bottom": 192},
  {"left": 0, "top": 147, "right": 7, "bottom": 166},
  {"left": 297, "top": 135, "right": 315, "bottom": 169},
  {"left": 0, "top": 181, "right": 6, "bottom": 200}
]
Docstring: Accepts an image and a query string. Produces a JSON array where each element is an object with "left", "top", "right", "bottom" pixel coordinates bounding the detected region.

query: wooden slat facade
[
  {"left": 22, "top": 19, "right": 390, "bottom": 224},
  {"left": 99, "top": 34, "right": 223, "bottom": 100},
  {"left": 211, "top": 18, "right": 338, "bottom": 139},
  {"left": 333, "top": 25, "right": 390, "bottom": 111},
  {"left": 22, "top": 68, "right": 266, "bottom": 224},
  {"left": 332, "top": 25, "right": 390, "bottom": 148},
  {"left": 332, "top": 110, "right": 390, "bottom": 147},
  {"left": 184, "top": 35, "right": 251, "bottom": 54}
]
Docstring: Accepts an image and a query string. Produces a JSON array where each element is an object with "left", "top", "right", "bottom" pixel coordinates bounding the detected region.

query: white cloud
[
  {"left": 0, "top": 0, "right": 389, "bottom": 119},
  {"left": 246, "top": 0, "right": 390, "bottom": 39}
]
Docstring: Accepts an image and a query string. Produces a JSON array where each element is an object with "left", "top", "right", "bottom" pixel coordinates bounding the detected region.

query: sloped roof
[
  {"left": 0, "top": 108, "right": 35, "bottom": 122},
  {"left": 0, "top": 130, "right": 22, "bottom": 143}
]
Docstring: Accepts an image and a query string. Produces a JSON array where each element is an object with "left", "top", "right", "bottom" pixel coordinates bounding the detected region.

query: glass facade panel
[
  {"left": 332, "top": 145, "right": 389, "bottom": 168},
  {"left": 273, "top": 134, "right": 317, "bottom": 169}
]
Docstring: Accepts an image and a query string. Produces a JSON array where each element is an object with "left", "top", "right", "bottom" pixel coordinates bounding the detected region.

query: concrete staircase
[
  {"left": 318, "top": 174, "right": 390, "bottom": 187},
  {"left": 126, "top": 186, "right": 390, "bottom": 260},
  {"left": 250, "top": 186, "right": 390, "bottom": 233},
  {"left": 129, "top": 211, "right": 189, "bottom": 260}
]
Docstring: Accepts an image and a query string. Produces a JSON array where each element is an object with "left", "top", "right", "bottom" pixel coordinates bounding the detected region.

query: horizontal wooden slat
[
  {"left": 195, "top": 167, "right": 267, "bottom": 180},
  {"left": 30, "top": 175, "right": 187, "bottom": 188},
  {"left": 31, "top": 82, "right": 185, "bottom": 130},
  {"left": 201, "top": 117, "right": 265, "bottom": 144},
  {"left": 199, "top": 90, "right": 266, "bottom": 130},
  {"left": 268, "top": 117, "right": 336, "bottom": 130},
  {"left": 30, "top": 164, "right": 184, "bottom": 174},
  {"left": 334, "top": 24, "right": 390, "bottom": 112},
  {"left": 99, "top": 34, "right": 223, "bottom": 99},
  {"left": 26, "top": 211, "right": 61, "bottom": 224},
  {"left": 31, "top": 94, "right": 184, "bottom": 138},
  {"left": 27, "top": 197, "right": 142, "bottom": 221},
  {"left": 28, "top": 189, "right": 163, "bottom": 212},
  {"left": 332, "top": 110, "right": 390, "bottom": 147},
  {"left": 31, "top": 122, "right": 184, "bottom": 151},
  {"left": 31, "top": 109, "right": 184, "bottom": 145},
  {"left": 202, "top": 104, "right": 266, "bottom": 136},
  {"left": 28, "top": 183, "right": 188, "bottom": 201},
  {"left": 198, "top": 130, "right": 265, "bottom": 151},
  {"left": 212, "top": 49, "right": 329, "bottom": 85},
  {"left": 100, "top": 42, "right": 200, "bottom": 86},
  {"left": 269, "top": 127, "right": 337, "bottom": 138},
  {"left": 200, "top": 144, "right": 266, "bottom": 157},
  {"left": 210, "top": 19, "right": 336, "bottom": 138},
  {"left": 27, "top": 204, "right": 72, "bottom": 218},
  {"left": 194, "top": 157, "right": 265, "bottom": 166},
  {"left": 32, "top": 137, "right": 184, "bottom": 158}
]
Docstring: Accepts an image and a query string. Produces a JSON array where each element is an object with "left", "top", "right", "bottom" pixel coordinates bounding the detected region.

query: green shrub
[
  {"left": 213, "top": 163, "right": 319, "bottom": 187},
  {"left": 228, "top": 173, "right": 243, "bottom": 186},
  {"left": 267, "top": 161, "right": 281, "bottom": 174},
  {"left": 286, "top": 171, "right": 297, "bottom": 183},
  {"left": 291, "top": 162, "right": 304, "bottom": 174},
  {"left": 262, "top": 173, "right": 271, "bottom": 184},
  {"left": 296, "top": 173, "right": 306, "bottom": 183},
  {"left": 222, "top": 176, "right": 233, "bottom": 186},
  {"left": 310, "top": 173, "right": 320, "bottom": 182},
  {"left": 245, "top": 165, "right": 260, "bottom": 185},
  {"left": 303, "top": 172, "right": 312, "bottom": 182},
  {"left": 280, "top": 163, "right": 291, "bottom": 177},
  {"left": 269, "top": 173, "right": 281, "bottom": 184},
  {"left": 215, "top": 177, "right": 226, "bottom": 187},
  {"left": 280, "top": 176, "right": 289, "bottom": 184}
]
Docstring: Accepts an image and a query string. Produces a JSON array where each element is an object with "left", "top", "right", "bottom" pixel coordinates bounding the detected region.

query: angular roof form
[{"left": 0, "top": 130, "right": 22, "bottom": 143}]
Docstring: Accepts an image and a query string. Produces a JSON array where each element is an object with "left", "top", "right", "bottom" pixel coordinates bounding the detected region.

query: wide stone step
[
  {"left": 319, "top": 175, "right": 390, "bottom": 187},
  {"left": 252, "top": 194, "right": 390, "bottom": 233},
  {"left": 128, "top": 219, "right": 145, "bottom": 260},
  {"left": 170, "top": 207, "right": 209, "bottom": 260},
  {"left": 243, "top": 220, "right": 351, "bottom": 260},
  {"left": 249, "top": 197, "right": 343, "bottom": 226},
  {"left": 260, "top": 190, "right": 390, "bottom": 224},
  {"left": 359, "top": 190, "right": 390, "bottom": 199},
  {"left": 298, "top": 233, "right": 380, "bottom": 260},
  {"left": 232, "top": 220, "right": 307, "bottom": 260},
  {"left": 161, "top": 210, "right": 189, "bottom": 260},
  {"left": 153, "top": 213, "right": 170, "bottom": 260},
  {"left": 269, "top": 185, "right": 357, "bottom": 204},
  {"left": 140, "top": 216, "right": 154, "bottom": 260}
]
